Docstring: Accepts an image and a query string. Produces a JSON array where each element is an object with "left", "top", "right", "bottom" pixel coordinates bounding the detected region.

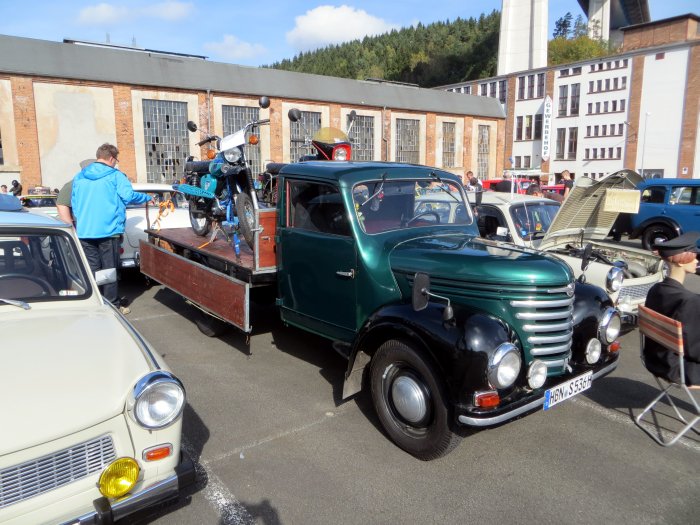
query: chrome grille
[
  {"left": 618, "top": 281, "right": 655, "bottom": 303},
  {"left": 0, "top": 435, "right": 116, "bottom": 509},
  {"left": 511, "top": 285, "right": 574, "bottom": 358}
]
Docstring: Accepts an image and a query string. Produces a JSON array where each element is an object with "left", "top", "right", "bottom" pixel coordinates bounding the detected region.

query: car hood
[
  {"left": 0, "top": 308, "right": 155, "bottom": 455},
  {"left": 539, "top": 169, "right": 643, "bottom": 250},
  {"left": 390, "top": 233, "right": 573, "bottom": 286}
]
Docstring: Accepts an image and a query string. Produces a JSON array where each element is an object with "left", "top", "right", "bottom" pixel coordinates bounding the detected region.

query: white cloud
[
  {"left": 286, "top": 5, "right": 396, "bottom": 52},
  {"left": 78, "top": 3, "right": 130, "bottom": 24},
  {"left": 203, "top": 35, "right": 267, "bottom": 61},
  {"left": 77, "top": 2, "right": 194, "bottom": 25}
]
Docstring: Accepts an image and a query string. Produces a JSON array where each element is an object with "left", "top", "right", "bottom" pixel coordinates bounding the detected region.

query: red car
[{"left": 481, "top": 179, "right": 534, "bottom": 194}]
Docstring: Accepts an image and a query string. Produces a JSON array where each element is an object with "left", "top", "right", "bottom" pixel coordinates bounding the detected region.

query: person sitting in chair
[{"left": 643, "top": 231, "right": 700, "bottom": 385}]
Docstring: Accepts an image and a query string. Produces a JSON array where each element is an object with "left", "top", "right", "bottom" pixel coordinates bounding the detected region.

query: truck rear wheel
[
  {"left": 194, "top": 311, "right": 229, "bottom": 337},
  {"left": 370, "top": 340, "right": 461, "bottom": 460}
]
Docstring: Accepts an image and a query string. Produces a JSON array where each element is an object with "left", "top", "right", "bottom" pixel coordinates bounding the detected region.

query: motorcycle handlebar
[{"left": 196, "top": 136, "right": 219, "bottom": 147}]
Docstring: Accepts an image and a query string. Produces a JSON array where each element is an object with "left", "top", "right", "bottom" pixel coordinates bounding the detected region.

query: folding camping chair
[{"left": 635, "top": 305, "right": 700, "bottom": 446}]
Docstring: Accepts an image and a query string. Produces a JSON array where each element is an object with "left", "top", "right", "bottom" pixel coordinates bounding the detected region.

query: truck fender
[
  {"left": 342, "top": 303, "right": 510, "bottom": 400},
  {"left": 571, "top": 282, "right": 615, "bottom": 359},
  {"left": 629, "top": 217, "right": 681, "bottom": 239}
]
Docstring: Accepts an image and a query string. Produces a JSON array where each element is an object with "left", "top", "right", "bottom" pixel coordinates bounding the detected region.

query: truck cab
[{"left": 271, "top": 161, "right": 620, "bottom": 459}]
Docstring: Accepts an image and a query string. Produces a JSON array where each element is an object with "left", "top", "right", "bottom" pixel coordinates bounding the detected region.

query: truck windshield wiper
[
  {"left": 0, "top": 297, "right": 31, "bottom": 310},
  {"left": 360, "top": 171, "right": 388, "bottom": 207},
  {"left": 429, "top": 171, "right": 461, "bottom": 204}
]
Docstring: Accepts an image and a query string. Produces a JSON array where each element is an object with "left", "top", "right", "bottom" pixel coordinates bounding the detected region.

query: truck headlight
[
  {"left": 585, "top": 338, "right": 602, "bottom": 364},
  {"left": 527, "top": 360, "right": 548, "bottom": 389},
  {"left": 598, "top": 307, "right": 621, "bottom": 344},
  {"left": 605, "top": 267, "right": 624, "bottom": 293},
  {"left": 488, "top": 343, "right": 521, "bottom": 389},
  {"left": 128, "top": 371, "right": 186, "bottom": 429}
]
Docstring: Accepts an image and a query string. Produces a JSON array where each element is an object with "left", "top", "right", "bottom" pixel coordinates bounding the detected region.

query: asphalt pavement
[{"left": 117, "top": 256, "right": 700, "bottom": 525}]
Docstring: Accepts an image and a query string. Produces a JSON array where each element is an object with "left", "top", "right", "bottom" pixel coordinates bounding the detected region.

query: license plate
[{"left": 543, "top": 371, "right": 593, "bottom": 410}]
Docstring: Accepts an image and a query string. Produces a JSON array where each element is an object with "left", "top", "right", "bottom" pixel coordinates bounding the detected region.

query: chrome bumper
[{"left": 62, "top": 453, "right": 195, "bottom": 525}]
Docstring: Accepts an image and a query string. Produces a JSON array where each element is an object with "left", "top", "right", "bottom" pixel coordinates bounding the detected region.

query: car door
[
  {"left": 633, "top": 184, "right": 668, "bottom": 229},
  {"left": 277, "top": 179, "right": 357, "bottom": 342},
  {"left": 667, "top": 185, "right": 700, "bottom": 233}
]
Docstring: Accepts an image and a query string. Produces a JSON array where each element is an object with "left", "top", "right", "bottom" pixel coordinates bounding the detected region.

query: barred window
[
  {"left": 476, "top": 125, "right": 490, "bottom": 180},
  {"left": 290, "top": 111, "right": 321, "bottom": 162},
  {"left": 222, "top": 105, "right": 262, "bottom": 175},
  {"left": 442, "top": 121, "right": 456, "bottom": 168},
  {"left": 395, "top": 118, "right": 420, "bottom": 164},
  {"left": 347, "top": 114, "right": 374, "bottom": 161},
  {"left": 142, "top": 99, "right": 189, "bottom": 183}
]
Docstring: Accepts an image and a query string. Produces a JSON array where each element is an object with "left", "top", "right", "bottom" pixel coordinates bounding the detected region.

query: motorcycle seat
[
  {"left": 266, "top": 162, "right": 287, "bottom": 175},
  {"left": 185, "top": 160, "right": 211, "bottom": 175}
]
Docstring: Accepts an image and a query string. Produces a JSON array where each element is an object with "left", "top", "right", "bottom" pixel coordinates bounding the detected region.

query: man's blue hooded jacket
[{"left": 71, "top": 162, "right": 150, "bottom": 239}]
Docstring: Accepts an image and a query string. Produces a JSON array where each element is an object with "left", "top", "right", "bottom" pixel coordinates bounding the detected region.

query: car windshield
[
  {"left": 353, "top": 179, "right": 472, "bottom": 234},
  {"left": 127, "top": 191, "right": 188, "bottom": 209},
  {"left": 509, "top": 202, "right": 560, "bottom": 240},
  {"left": 0, "top": 231, "right": 92, "bottom": 302}
]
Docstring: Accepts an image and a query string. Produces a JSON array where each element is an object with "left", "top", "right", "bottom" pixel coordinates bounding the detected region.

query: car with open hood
[
  {"left": 0, "top": 194, "right": 194, "bottom": 524},
  {"left": 470, "top": 170, "right": 665, "bottom": 324}
]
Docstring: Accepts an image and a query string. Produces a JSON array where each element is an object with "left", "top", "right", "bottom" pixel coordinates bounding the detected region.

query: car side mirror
[
  {"left": 412, "top": 272, "right": 430, "bottom": 311},
  {"left": 95, "top": 268, "right": 117, "bottom": 286}
]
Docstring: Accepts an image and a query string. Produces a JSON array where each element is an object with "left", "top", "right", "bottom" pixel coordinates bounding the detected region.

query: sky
[{"left": 0, "top": 1, "right": 697, "bottom": 67}]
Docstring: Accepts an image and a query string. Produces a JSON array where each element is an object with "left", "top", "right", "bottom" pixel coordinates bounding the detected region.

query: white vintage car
[
  {"left": 471, "top": 170, "right": 665, "bottom": 324},
  {"left": 120, "top": 183, "right": 190, "bottom": 268},
  {"left": 0, "top": 194, "right": 194, "bottom": 524}
]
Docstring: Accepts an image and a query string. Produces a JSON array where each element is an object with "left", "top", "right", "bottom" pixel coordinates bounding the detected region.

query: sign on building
[{"left": 541, "top": 95, "right": 552, "bottom": 162}]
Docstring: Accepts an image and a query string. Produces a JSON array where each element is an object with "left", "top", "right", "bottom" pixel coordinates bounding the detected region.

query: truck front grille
[
  {"left": 511, "top": 285, "right": 574, "bottom": 359},
  {"left": 0, "top": 435, "right": 116, "bottom": 509}
]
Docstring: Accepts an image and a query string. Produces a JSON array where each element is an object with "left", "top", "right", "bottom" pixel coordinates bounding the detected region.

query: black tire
[
  {"left": 370, "top": 340, "right": 461, "bottom": 460},
  {"left": 189, "top": 197, "right": 211, "bottom": 237},
  {"left": 641, "top": 224, "right": 675, "bottom": 251},
  {"left": 194, "top": 311, "right": 229, "bottom": 337},
  {"left": 235, "top": 192, "right": 255, "bottom": 250}
]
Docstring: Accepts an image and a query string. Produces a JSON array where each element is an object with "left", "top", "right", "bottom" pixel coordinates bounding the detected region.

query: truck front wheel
[{"left": 370, "top": 340, "right": 461, "bottom": 460}]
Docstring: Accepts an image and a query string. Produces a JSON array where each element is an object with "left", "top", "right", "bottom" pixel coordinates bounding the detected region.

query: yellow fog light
[{"left": 98, "top": 458, "right": 140, "bottom": 498}]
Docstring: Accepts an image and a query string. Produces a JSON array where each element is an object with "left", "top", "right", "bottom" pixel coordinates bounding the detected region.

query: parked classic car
[
  {"left": 121, "top": 183, "right": 190, "bottom": 268},
  {"left": 19, "top": 193, "right": 58, "bottom": 218},
  {"left": 470, "top": 170, "right": 665, "bottom": 324},
  {"left": 622, "top": 178, "right": 700, "bottom": 250},
  {"left": 0, "top": 194, "right": 194, "bottom": 523}
]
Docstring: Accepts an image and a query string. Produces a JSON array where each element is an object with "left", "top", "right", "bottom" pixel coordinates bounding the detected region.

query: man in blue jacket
[{"left": 72, "top": 143, "right": 152, "bottom": 314}]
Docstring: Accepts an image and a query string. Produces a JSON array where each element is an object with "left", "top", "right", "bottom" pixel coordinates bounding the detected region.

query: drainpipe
[{"left": 382, "top": 106, "right": 388, "bottom": 161}]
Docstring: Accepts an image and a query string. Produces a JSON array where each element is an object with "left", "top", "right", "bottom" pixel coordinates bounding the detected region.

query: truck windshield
[
  {"left": 0, "top": 232, "right": 91, "bottom": 302},
  {"left": 353, "top": 179, "right": 472, "bottom": 234}
]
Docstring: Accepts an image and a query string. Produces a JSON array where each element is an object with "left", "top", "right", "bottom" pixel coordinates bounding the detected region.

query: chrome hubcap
[{"left": 391, "top": 375, "right": 427, "bottom": 424}]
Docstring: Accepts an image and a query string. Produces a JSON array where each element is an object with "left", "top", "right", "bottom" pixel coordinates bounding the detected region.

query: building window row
[
  {"left": 558, "top": 66, "right": 582, "bottom": 77},
  {"left": 584, "top": 147, "right": 623, "bottom": 160},
  {"left": 477, "top": 80, "right": 507, "bottom": 103},
  {"left": 589, "top": 58, "right": 628, "bottom": 73},
  {"left": 555, "top": 127, "right": 578, "bottom": 160},
  {"left": 515, "top": 113, "right": 543, "bottom": 141},
  {"left": 588, "top": 76, "right": 627, "bottom": 93},
  {"left": 583, "top": 172, "right": 607, "bottom": 180},
  {"left": 587, "top": 98, "right": 626, "bottom": 115},
  {"left": 513, "top": 155, "right": 532, "bottom": 169},
  {"left": 517, "top": 73, "right": 545, "bottom": 100},
  {"left": 585, "top": 123, "right": 625, "bottom": 137},
  {"left": 557, "top": 83, "right": 580, "bottom": 117}
]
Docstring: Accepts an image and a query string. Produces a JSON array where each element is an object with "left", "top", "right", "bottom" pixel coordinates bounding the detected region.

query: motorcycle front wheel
[
  {"left": 189, "top": 197, "right": 212, "bottom": 236},
  {"left": 235, "top": 192, "right": 255, "bottom": 250}
]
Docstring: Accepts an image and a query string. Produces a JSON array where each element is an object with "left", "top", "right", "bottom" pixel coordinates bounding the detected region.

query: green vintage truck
[{"left": 142, "top": 161, "right": 621, "bottom": 460}]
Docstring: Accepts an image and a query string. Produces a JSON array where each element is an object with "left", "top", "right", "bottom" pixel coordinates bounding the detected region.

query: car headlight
[
  {"left": 605, "top": 266, "right": 624, "bottom": 293},
  {"left": 488, "top": 343, "right": 522, "bottom": 389},
  {"left": 598, "top": 307, "right": 621, "bottom": 344},
  {"left": 128, "top": 371, "right": 185, "bottom": 429},
  {"left": 99, "top": 457, "right": 140, "bottom": 498},
  {"left": 223, "top": 147, "right": 242, "bottom": 163}
]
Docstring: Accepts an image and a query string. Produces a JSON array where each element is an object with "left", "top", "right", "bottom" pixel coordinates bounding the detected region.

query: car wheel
[
  {"left": 235, "top": 193, "right": 255, "bottom": 251},
  {"left": 194, "top": 310, "right": 229, "bottom": 337},
  {"left": 641, "top": 224, "right": 675, "bottom": 251},
  {"left": 189, "top": 197, "right": 211, "bottom": 236},
  {"left": 370, "top": 339, "right": 461, "bottom": 460}
]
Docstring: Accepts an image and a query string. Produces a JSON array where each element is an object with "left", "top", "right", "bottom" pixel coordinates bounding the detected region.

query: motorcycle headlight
[
  {"left": 605, "top": 266, "right": 624, "bottom": 293},
  {"left": 488, "top": 343, "right": 522, "bottom": 389},
  {"left": 223, "top": 147, "right": 242, "bottom": 163},
  {"left": 332, "top": 144, "right": 351, "bottom": 161},
  {"left": 128, "top": 371, "right": 185, "bottom": 429},
  {"left": 598, "top": 307, "right": 621, "bottom": 344}
]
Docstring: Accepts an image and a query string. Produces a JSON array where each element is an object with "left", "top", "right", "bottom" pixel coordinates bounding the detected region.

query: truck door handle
[{"left": 336, "top": 269, "right": 355, "bottom": 279}]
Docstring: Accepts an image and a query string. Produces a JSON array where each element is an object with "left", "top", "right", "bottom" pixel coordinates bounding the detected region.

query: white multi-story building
[{"left": 442, "top": 12, "right": 699, "bottom": 182}]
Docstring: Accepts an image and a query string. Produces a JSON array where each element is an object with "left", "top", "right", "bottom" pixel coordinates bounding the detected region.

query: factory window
[
  {"left": 222, "top": 105, "right": 262, "bottom": 175},
  {"left": 395, "top": 118, "right": 420, "bottom": 164},
  {"left": 142, "top": 99, "right": 190, "bottom": 183},
  {"left": 290, "top": 111, "right": 321, "bottom": 162},
  {"left": 347, "top": 114, "right": 375, "bottom": 161}
]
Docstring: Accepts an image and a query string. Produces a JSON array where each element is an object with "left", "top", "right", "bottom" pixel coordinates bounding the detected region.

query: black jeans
[{"left": 80, "top": 236, "right": 120, "bottom": 306}]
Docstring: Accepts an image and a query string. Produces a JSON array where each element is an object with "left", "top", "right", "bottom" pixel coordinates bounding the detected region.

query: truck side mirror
[
  {"left": 259, "top": 96, "right": 270, "bottom": 109},
  {"left": 187, "top": 121, "right": 198, "bottom": 132},
  {"left": 412, "top": 272, "right": 430, "bottom": 311}
]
